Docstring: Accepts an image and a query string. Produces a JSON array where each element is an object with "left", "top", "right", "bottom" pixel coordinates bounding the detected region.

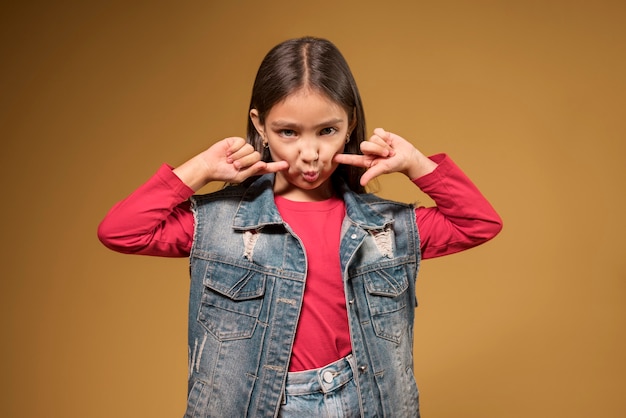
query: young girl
[{"left": 98, "top": 37, "right": 502, "bottom": 418}]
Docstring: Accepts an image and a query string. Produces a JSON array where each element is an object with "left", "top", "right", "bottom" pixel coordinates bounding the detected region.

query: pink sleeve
[
  {"left": 413, "top": 154, "right": 503, "bottom": 259},
  {"left": 97, "top": 164, "right": 196, "bottom": 257}
]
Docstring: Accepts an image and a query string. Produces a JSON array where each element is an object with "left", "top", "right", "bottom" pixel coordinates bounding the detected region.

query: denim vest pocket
[
  {"left": 197, "top": 261, "right": 265, "bottom": 341},
  {"left": 362, "top": 264, "right": 409, "bottom": 343}
]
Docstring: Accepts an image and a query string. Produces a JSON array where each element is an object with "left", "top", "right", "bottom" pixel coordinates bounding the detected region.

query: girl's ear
[
  {"left": 249, "top": 109, "right": 265, "bottom": 137},
  {"left": 348, "top": 107, "right": 358, "bottom": 134}
]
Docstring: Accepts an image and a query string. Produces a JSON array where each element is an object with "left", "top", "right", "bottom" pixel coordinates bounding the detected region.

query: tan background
[{"left": 1, "top": 1, "right": 624, "bottom": 417}]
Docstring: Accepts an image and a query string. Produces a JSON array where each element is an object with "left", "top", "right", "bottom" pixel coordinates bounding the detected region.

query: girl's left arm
[
  {"left": 334, "top": 127, "right": 502, "bottom": 258},
  {"left": 413, "top": 154, "right": 503, "bottom": 259}
]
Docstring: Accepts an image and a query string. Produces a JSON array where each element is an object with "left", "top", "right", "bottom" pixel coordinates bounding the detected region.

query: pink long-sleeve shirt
[{"left": 98, "top": 154, "right": 502, "bottom": 259}]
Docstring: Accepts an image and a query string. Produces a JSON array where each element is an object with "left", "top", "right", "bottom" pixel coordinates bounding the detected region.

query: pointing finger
[
  {"left": 263, "top": 160, "right": 289, "bottom": 173},
  {"left": 333, "top": 153, "right": 370, "bottom": 167}
]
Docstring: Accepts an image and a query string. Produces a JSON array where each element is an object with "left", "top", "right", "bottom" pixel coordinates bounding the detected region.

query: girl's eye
[
  {"left": 280, "top": 129, "right": 296, "bottom": 137},
  {"left": 320, "top": 127, "right": 337, "bottom": 136}
]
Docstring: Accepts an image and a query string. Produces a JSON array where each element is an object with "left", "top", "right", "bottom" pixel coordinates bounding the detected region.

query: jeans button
[{"left": 323, "top": 370, "right": 334, "bottom": 383}]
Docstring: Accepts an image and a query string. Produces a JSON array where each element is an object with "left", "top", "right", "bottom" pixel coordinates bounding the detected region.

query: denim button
[
  {"left": 323, "top": 371, "right": 333, "bottom": 383},
  {"left": 350, "top": 234, "right": 357, "bottom": 239}
]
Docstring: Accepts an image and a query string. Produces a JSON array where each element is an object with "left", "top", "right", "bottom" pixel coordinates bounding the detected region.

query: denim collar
[{"left": 232, "top": 173, "right": 391, "bottom": 231}]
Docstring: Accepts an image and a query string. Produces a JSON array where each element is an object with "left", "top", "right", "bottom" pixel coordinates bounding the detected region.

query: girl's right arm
[
  {"left": 97, "top": 163, "right": 196, "bottom": 257},
  {"left": 97, "top": 137, "right": 288, "bottom": 257}
]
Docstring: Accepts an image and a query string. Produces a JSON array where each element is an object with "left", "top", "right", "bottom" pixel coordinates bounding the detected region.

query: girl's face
[{"left": 250, "top": 88, "right": 351, "bottom": 202}]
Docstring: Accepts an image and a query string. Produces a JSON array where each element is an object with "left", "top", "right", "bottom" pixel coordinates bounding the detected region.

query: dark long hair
[{"left": 247, "top": 37, "right": 367, "bottom": 193}]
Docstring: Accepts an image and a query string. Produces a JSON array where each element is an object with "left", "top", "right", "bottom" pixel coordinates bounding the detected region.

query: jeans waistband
[{"left": 285, "top": 354, "right": 355, "bottom": 395}]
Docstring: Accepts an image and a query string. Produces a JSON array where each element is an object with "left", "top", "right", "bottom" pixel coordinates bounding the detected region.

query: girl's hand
[
  {"left": 333, "top": 128, "right": 437, "bottom": 186},
  {"left": 174, "top": 137, "right": 289, "bottom": 191}
]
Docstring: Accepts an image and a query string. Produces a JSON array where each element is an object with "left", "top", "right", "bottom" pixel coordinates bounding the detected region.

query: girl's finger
[
  {"left": 225, "top": 137, "right": 246, "bottom": 153},
  {"left": 360, "top": 161, "right": 391, "bottom": 186},
  {"left": 228, "top": 143, "right": 257, "bottom": 162},
  {"left": 234, "top": 160, "right": 288, "bottom": 182},
  {"left": 262, "top": 160, "right": 289, "bottom": 173},
  {"left": 360, "top": 140, "right": 392, "bottom": 157},
  {"left": 373, "top": 129, "right": 397, "bottom": 154},
  {"left": 367, "top": 129, "right": 395, "bottom": 156},
  {"left": 224, "top": 137, "right": 247, "bottom": 163},
  {"left": 367, "top": 134, "right": 387, "bottom": 147},
  {"left": 232, "top": 150, "right": 262, "bottom": 169},
  {"left": 333, "top": 153, "right": 371, "bottom": 167},
  {"left": 372, "top": 127, "right": 390, "bottom": 142}
]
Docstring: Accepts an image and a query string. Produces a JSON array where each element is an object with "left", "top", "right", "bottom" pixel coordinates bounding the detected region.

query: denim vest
[{"left": 185, "top": 174, "right": 421, "bottom": 417}]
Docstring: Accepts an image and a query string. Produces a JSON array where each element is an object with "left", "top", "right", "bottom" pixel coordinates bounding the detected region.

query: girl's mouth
[{"left": 302, "top": 171, "right": 320, "bottom": 183}]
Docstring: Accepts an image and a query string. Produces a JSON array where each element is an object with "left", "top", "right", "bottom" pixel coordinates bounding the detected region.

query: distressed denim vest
[{"left": 185, "top": 174, "right": 421, "bottom": 417}]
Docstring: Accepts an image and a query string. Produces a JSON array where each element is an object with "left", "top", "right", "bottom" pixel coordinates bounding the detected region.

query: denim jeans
[{"left": 279, "top": 355, "right": 362, "bottom": 417}]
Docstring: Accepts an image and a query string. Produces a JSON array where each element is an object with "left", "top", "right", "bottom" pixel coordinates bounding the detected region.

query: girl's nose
[{"left": 300, "top": 137, "right": 319, "bottom": 162}]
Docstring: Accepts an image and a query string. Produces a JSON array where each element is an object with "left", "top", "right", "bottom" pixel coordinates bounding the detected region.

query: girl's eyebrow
[{"left": 269, "top": 118, "right": 345, "bottom": 129}]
